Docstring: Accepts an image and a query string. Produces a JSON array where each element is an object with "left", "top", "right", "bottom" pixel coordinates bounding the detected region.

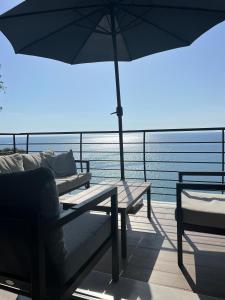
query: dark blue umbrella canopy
[
  {"left": 1, "top": 0, "right": 225, "bottom": 180},
  {"left": 1, "top": 0, "right": 225, "bottom": 64}
]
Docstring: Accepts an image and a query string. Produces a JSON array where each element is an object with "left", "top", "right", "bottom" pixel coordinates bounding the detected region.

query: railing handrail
[{"left": 2, "top": 126, "right": 225, "bottom": 136}]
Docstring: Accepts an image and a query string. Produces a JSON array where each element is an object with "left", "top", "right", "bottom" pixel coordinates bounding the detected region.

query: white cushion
[
  {"left": 0, "top": 154, "right": 24, "bottom": 173},
  {"left": 42, "top": 150, "right": 77, "bottom": 178},
  {"left": 181, "top": 190, "right": 225, "bottom": 229},
  {"left": 56, "top": 173, "right": 91, "bottom": 195},
  {"left": 22, "top": 151, "right": 54, "bottom": 171}
]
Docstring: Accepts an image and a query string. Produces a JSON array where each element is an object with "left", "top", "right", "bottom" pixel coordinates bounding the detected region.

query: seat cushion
[
  {"left": 49, "top": 212, "right": 111, "bottom": 285},
  {"left": 180, "top": 190, "right": 225, "bottom": 229},
  {"left": 55, "top": 172, "right": 91, "bottom": 195},
  {"left": 0, "top": 154, "right": 24, "bottom": 173}
]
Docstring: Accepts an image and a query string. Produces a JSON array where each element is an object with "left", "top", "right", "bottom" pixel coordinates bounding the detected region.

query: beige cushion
[
  {"left": 22, "top": 151, "right": 54, "bottom": 171},
  {"left": 56, "top": 173, "right": 91, "bottom": 196},
  {"left": 41, "top": 150, "right": 77, "bottom": 178},
  {"left": 181, "top": 190, "right": 225, "bottom": 229},
  {"left": 0, "top": 154, "right": 24, "bottom": 173},
  {"left": 22, "top": 153, "right": 42, "bottom": 170}
]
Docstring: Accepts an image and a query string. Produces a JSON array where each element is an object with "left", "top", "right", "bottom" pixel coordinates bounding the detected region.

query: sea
[{"left": 0, "top": 130, "right": 223, "bottom": 202}]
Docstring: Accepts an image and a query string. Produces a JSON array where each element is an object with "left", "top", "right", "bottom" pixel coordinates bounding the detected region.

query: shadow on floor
[
  {"left": 180, "top": 233, "right": 225, "bottom": 299},
  {"left": 93, "top": 214, "right": 165, "bottom": 284}
]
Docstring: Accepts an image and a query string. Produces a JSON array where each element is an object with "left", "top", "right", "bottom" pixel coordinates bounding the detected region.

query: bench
[{"left": 60, "top": 180, "right": 151, "bottom": 258}]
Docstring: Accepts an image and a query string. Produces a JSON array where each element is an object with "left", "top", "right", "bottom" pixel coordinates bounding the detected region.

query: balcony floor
[{"left": 1, "top": 201, "right": 225, "bottom": 300}]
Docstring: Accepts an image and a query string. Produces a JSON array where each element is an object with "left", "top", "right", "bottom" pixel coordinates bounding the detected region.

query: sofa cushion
[
  {"left": 0, "top": 153, "right": 24, "bottom": 173},
  {"left": 180, "top": 190, "right": 225, "bottom": 229},
  {"left": 41, "top": 150, "right": 77, "bottom": 178},
  {"left": 0, "top": 168, "right": 66, "bottom": 280},
  {"left": 51, "top": 212, "right": 111, "bottom": 285},
  {"left": 22, "top": 153, "right": 42, "bottom": 170},
  {"left": 22, "top": 151, "right": 54, "bottom": 171},
  {"left": 55, "top": 172, "right": 91, "bottom": 196}
]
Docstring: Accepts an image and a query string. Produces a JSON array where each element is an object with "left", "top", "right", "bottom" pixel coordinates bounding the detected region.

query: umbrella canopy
[{"left": 1, "top": 0, "right": 225, "bottom": 179}]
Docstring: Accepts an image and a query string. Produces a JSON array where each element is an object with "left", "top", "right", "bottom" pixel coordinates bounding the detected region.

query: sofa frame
[{"left": 0, "top": 186, "right": 119, "bottom": 300}]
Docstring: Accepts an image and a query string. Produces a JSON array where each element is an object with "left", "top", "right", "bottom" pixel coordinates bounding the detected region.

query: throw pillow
[{"left": 41, "top": 150, "right": 77, "bottom": 178}]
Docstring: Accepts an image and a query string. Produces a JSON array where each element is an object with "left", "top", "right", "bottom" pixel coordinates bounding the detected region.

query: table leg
[
  {"left": 147, "top": 187, "right": 151, "bottom": 220},
  {"left": 121, "top": 210, "right": 127, "bottom": 259},
  {"left": 111, "top": 194, "right": 119, "bottom": 282}
]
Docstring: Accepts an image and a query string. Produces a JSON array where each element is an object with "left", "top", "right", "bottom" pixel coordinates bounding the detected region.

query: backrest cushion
[
  {"left": 0, "top": 153, "right": 24, "bottom": 174},
  {"left": 0, "top": 168, "right": 66, "bottom": 280},
  {"left": 22, "top": 153, "right": 42, "bottom": 170},
  {"left": 22, "top": 151, "right": 54, "bottom": 171},
  {"left": 41, "top": 150, "right": 77, "bottom": 178}
]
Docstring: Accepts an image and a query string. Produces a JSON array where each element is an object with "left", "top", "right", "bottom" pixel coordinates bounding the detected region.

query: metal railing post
[
  {"left": 222, "top": 129, "right": 224, "bottom": 193},
  {"left": 26, "top": 134, "right": 29, "bottom": 154},
  {"left": 13, "top": 134, "right": 16, "bottom": 153},
  {"left": 143, "top": 131, "right": 147, "bottom": 182},
  {"left": 80, "top": 133, "right": 83, "bottom": 172}
]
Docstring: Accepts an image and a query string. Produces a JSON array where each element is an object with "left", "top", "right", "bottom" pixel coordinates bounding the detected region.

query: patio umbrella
[{"left": 1, "top": 1, "right": 225, "bottom": 180}]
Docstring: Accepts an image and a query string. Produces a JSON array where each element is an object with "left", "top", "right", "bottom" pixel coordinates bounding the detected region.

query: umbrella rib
[
  {"left": 70, "top": 12, "right": 106, "bottom": 64},
  {"left": 72, "top": 24, "right": 111, "bottom": 35},
  {"left": 120, "top": 7, "right": 190, "bottom": 46},
  {"left": 75, "top": 9, "right": 110, "bottom": 34},
  {"left": 17, "top": 8, "right": 104, "bottom": 53},
  {"left": 0, "top": 5, "right": 105, "bottom": 20},
  {"left": 120, "top": 3, "right": 225, "bottom": 14},
  {"left": 120, "top": 30, "right": 132, "bottom": 61},
  {"left": 118, "top": 7, "right": 154, "bottom": 34},
  {"left": 116, "top": 14, "right": 133, "bottom": 60}
]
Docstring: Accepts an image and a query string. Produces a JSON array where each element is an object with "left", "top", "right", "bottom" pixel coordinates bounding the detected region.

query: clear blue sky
[{"left": 1, "top": 0, "right": 225, "bottom": 133}]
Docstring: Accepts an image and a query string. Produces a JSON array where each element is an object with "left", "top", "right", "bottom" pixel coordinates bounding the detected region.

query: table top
[{"left": 60, "top": 180, "right": 150, "bottom": 211}]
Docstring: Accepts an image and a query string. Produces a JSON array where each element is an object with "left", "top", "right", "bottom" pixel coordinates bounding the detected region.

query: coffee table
[{"left": 60, "top": 180, "right": 151, "bottom": 259}]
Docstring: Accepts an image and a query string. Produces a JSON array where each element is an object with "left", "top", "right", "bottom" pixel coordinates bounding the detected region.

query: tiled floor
[
  {"left": 1, "top": 201, "right": 225, "bottom": 300},
  {"left": 91, "top": 201, "right": 225, "bottom": 299}
]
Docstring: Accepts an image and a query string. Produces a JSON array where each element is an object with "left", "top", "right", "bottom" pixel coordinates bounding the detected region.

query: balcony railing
[{"left": 0, "top": 127, "right": 224, "bottom": 201}]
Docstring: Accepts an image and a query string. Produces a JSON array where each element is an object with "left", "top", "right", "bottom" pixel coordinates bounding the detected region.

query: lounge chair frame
[{"left": 177, "top": 171, "right": 225, "bottom": 268}]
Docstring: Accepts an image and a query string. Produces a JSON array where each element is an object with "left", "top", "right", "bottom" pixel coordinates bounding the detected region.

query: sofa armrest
[
  {"left": 75, "top": 160, "right": 90, "bottom": 173},
  {"left": 47, "top": 186, "right": 117, "bottom": 230},
  {"left": 179, "top": 171, "right": 225, "bottom": 182}
]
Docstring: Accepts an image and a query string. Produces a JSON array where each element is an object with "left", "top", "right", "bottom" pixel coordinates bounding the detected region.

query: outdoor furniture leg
[
  {"left": 177, "top": 221, "right": 183, "bottom": 268},
  {"left": 147, "top": 187, "right": 151, "bottom": 220},
  {"left": 85, "top": 182, "right": 90, "bottom": 189},
  {"left": 121, "top": 210, "right": 127, "bottom": 259},
  {"left": 111, "top": 194, "right": 119, "bottom": 282}
]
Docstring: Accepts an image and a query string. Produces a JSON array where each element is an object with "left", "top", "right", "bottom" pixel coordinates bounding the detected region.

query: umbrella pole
[{"left": 111, "top": 7, "right": 125, "bottom": 181}]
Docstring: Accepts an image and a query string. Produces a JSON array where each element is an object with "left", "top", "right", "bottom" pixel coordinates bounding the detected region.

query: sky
[{"left": 1, "top": 1, "right": 225, "bottom": 133}]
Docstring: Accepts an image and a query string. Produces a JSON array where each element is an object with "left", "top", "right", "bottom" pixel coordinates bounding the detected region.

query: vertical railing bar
[
  {"left": 143, "top": 131, "right": 147, "bottom": 182},
  {"left": 26, "top": 134, "right": 29, "bottom": 154},
  {"left": 13, "top": 134, "right": 16, "bottom": 153},
  {"left": 222, "top": 129, "right": 224, "bottom": 194},
  {"left": 80, "top": 133, "right": 83, "bottom": 172}
]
